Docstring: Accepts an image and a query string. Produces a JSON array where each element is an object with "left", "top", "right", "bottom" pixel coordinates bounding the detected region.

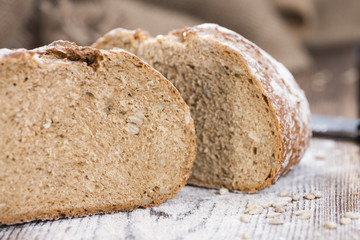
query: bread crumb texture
[
  {"left": 93, "top": 23, "right": 311, "bottom": 192},
  {"left": 0, "top": 41, "right": 196, "bottom": 225}
]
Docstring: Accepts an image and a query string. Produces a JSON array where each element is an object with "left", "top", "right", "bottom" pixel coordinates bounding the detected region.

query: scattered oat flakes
[
  {"left": 271, "top": 201, "right": 288, "bottom": 208},
  {"left": 268, "top": 219, "right": 285, "bottom": 225},
  {"left": 247, "top": 206, "right": 264, "bottom": 215},
  {"left": 43, "top": 122, "right": 51, "bottom": 129},
  {"left": 242, "top": 232, "right": 251, "bottom": 239},
  {"left": 244, "top": 202, "right": 264, "bottom": 214},
  {"left": 294, "top": 210, "right": 303, "bottom": 216},
  {"left": 240, "top": 215, "right": 251, "bottom": 223},
  {"left": 260, "top": 201, "right": 273, "bottom": 208},
  {"left": 275, "top": 207, "right": 284, "bottom": 213},
  {"left": 340, "top": 217, "right": 351, "bottom": 225},
  {"left": 292, "top": 193, "right": 301, "bottom": 201},
  {"left": 314, "top": 152, "right": 326, "bottom": 160},
  {"left": 279, "top": 197, "right": 293, "bottom": 203},
  {"left": 304, "top": 194, "right": 316, "bottom": 200},
  {"left": 218, "top": 188, "right": 229, "bottom": 195},
  {"left": 300, "top": 212, "right": 311, "bottom": 220},
  {"left": 313, "top": 190, "right": 322, "bottom": 198},
  {"left": 279, "top": 190, "right": 290, "bottom": 197},
  {"left": 295, "top": 210, "right": 311, "bottom": 216},
  {"left": 246, "top": 201, "right": 258, "bottom": 209},
  {"left": 0, "top": 203, "right": 6, "bottom": 208},
  {"left": 266, "top": 212, "right": 281, "bottom": 218},
  {"left": 344, "top": 212, "right": 360, "bottom": 219},
  {"left": 324, "top": 221, "right": 337, "bottom": 229}
]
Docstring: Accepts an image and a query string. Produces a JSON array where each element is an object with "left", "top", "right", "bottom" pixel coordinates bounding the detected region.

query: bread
[
  {"left": 93, "top": 24, "right": 311, "bottom": 192},
  {"left": 0, "top": 41, "right": 196, "bottom": 225}
]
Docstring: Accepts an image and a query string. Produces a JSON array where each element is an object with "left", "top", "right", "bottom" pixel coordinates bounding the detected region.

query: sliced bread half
[
  {"left": 0, "top": 41, "right": 196, "bottom": 225},
  {"left": 93, "top": 24, "right": 311, "bottom": 192}
]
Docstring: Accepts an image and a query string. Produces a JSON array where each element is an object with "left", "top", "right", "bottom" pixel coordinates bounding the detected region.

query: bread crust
[
  {"left": 0, "top": 41, "right": 196, "bottom": 225},
  {"left": 93, "top": 24, "right": 311, "bottom": 192}
]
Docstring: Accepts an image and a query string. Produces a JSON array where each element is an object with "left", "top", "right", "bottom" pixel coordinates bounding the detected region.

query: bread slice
[
  {"left": 93, "top": 24, "right": 311, "bottom": 192},
  {"left": 0, "top": 41, "right": 196, "bottom": 225}
]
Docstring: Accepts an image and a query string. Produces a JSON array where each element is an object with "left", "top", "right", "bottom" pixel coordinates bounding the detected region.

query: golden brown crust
[{"left": 0, "top": 41, "right": 196, "bottom": 225}]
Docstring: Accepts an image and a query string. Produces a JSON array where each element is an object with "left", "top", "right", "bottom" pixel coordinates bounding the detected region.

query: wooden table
[{"left": 1, "top": 48, "right": 359, "bottom": 240}]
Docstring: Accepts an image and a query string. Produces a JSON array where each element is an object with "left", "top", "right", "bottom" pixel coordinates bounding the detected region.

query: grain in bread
[
  {"left": 0, "top": 41, "right": 196, "bottom": 225},
  {"left": 93, "top": 24, "right": 311, "bottom": 192}
]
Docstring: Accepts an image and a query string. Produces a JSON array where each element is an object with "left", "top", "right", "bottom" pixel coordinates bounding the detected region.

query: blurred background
[{"left": 1, "top": 0, "right": 359, "bottom": 118}]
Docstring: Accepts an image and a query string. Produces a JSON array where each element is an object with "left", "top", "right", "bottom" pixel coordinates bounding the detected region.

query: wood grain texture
[{"left": 0, "top": 139, "right": 359, "bottom": 240}]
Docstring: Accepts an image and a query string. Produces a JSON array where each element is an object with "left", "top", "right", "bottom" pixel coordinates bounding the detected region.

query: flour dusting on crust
[{"left": 0, "top": 49, "right": 15, "bottom": 58}]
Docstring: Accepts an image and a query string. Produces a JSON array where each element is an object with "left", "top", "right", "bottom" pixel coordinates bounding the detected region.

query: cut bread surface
[
  {"left": 0, "top": 41, "right": 196, "bottom": 225},
  {"left": 93, "top": 24, "right": 311, "bottom": 192}
]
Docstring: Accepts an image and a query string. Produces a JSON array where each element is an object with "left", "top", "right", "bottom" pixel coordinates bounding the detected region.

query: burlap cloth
[{"left": 1, "top": 0, "right": 360, "bottom": 72}]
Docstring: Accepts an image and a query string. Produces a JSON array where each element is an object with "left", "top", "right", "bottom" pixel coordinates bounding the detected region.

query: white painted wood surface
[{"left": 1, "top": 139, "right": 359, "bottom": 240}]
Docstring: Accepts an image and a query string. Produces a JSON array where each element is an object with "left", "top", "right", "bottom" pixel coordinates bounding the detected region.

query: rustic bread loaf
[
  {"left": 93, "top": 24, "right": 311, "bottom": 193},
  {"left": 0, "top": 41, "right": 196, "bottom": 225}
]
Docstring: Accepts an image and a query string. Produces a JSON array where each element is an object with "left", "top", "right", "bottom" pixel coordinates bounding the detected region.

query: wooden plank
[{"left": 1, "top": 139, "right": 359, "bottom": 240}]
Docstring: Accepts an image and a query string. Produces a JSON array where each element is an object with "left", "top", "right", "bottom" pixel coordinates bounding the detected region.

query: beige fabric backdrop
[{"left": 0, "top": 0, "right": 359, "bottom": 72}]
